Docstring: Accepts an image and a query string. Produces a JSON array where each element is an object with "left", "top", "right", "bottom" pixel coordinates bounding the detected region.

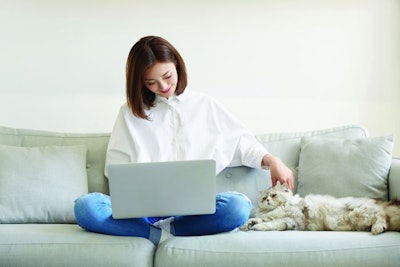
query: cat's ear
[{"left": 281, "top": 183, "right": 290, "bottom": 191}]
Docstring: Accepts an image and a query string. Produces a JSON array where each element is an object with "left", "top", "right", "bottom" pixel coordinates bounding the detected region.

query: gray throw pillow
[
  {"left": 0, "top": 145, "right": 88, "bottom": 223},
  {"left": 297, "top": 135, "right": 394, "bottom": 200}
]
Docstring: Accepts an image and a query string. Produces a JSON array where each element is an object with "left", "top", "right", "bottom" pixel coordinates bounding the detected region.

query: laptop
[{"left": 107, "top": 159, "right": 216, "bottom": 219}]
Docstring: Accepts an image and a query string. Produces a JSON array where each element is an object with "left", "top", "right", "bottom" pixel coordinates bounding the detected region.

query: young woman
[{"left": 74, "top": 36, "right": 294, "bottom": 245}]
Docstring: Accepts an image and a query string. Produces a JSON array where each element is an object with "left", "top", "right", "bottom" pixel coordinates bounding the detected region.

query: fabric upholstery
[
  {"left": 0, "top": 145, "right": 88, "bottom": 223},
  {"left": 296, "top": 135, "right": 394, "bottom": 199}
]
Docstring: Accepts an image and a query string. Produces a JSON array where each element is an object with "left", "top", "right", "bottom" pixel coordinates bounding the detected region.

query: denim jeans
[{"left": 74, "top": 192, "right": 252, "bottom": 245}]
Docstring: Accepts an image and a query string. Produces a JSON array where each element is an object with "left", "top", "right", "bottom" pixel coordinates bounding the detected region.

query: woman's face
[{"left": 143, "top": 62, "right": 178, "bottom": 99}]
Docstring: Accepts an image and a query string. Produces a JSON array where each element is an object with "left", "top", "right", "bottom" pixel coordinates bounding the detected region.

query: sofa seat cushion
[
  {"left": 155, "top": 231, "right": 400, "bottom": 267},
  {"left": 0, "top": 224, "right": 155, "bottom": 267}
]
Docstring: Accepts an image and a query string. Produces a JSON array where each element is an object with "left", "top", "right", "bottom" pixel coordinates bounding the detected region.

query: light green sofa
[{"left": 0, "top": 125, "right": 399, "bottom": 267}]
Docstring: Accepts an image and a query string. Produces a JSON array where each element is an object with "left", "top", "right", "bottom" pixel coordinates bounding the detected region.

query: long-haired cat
[{"left": 240, "top": 184, "right": 400, "bottom": 234}]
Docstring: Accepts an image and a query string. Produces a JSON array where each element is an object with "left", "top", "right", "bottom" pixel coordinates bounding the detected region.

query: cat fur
[{"left": 240, "top": 184, "right": 400, "bottom": 235}]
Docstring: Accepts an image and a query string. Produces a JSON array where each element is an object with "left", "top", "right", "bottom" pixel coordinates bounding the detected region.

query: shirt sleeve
[
  {"left": 211, "top": 98, "right": 270, "bottom": 170},
  {"left": 104, "top": 106, "right": 135, "bottom": 178}
]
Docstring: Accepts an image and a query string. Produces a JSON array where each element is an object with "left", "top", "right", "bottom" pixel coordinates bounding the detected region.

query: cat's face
[{"left": 258, "top": 184, "right": 293, "bottom": 211}]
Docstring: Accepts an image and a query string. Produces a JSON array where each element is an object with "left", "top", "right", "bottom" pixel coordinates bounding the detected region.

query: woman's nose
[{"left": 158, "top": 80, "right": 168, "bottom": 90}]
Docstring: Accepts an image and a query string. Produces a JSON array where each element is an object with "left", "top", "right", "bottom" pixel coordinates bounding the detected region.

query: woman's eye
[{"left": 165, "top": 76, "right": 172, "bottom": 80}]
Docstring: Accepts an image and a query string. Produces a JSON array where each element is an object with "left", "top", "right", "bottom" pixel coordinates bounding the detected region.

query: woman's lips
[{"left": 161, "top": 87, "right": 171, "bottom": 94}]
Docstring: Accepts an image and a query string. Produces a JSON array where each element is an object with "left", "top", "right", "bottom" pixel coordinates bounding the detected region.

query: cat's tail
[{"left": 384, "top": 199, "right": 400, "bottom": 231}]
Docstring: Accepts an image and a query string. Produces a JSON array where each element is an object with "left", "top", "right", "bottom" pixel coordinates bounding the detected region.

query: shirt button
[{"left": 225, "top": 173, "right": 232, "bottom": 178}]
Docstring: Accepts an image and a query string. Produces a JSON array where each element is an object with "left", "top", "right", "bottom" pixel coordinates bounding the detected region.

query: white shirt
[{"left": 105, "top": 90, "right": 269, "bottom": 176}]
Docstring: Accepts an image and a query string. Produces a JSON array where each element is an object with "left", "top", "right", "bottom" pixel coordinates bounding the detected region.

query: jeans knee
[
  {"left": 217, "top": 192, "right": 252, "bottom": 227},
  {"left": 74, "top": 193, "right": 111, "bottom": 229}
]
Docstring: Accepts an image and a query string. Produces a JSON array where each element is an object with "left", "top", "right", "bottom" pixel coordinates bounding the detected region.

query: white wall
[{"left": 0, "top": 0, "right": 399, "bottom": 156}]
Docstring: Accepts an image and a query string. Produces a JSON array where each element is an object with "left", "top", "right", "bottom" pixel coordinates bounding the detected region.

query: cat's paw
[
  {"left": 239, "top": 224, "right": 249, "bottom": 231},
  {"left": 240, "top": 218, "right": 263, "bottom": 231},
  {"left": 252, "top": 222, "right": 274, "bottom": 231},
  {"left": 371, "top": 223, "right": 386, "bottom": 235}
]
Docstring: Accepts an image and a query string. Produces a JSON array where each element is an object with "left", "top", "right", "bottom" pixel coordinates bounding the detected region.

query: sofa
[{"left": 0, "top": 124, "right": 399, "bottom": 267}]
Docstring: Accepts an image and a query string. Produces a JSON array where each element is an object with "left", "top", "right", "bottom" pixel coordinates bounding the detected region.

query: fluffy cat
[{"left": 240, "top": 184, "right": 400, "bottom": 235}]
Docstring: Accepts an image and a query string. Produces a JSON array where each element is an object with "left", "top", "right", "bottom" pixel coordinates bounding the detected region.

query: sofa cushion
[
  {"left": 155, "top": 231, "right": 400, "bottom": 267},
  {"left": 0, "top": 224, "right": 154, "bottom": 267},
  {"left": 0, "top": 145, "right": 88, "bottom": 223},
  {"left": 296, "top": 135, "right": 394, "bottom": 199},
  {"left": 0, "top": 126, "right": 110, "bottom": 194}
]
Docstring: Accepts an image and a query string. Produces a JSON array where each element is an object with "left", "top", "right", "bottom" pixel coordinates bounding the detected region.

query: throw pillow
[
  {"left": 0, "top": 145, "right": 88, "bottom": 223},
  {"left": 296, "top": 135, "right": 394, "bottom": 200}
]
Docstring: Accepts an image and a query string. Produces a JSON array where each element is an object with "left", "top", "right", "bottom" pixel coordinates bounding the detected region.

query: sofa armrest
[{"left": 389, "top": 158, "right": 400, "bottom": 200}]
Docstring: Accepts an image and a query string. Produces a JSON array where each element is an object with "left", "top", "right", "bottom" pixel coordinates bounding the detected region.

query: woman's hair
[{"left": 126, "top": 36, "right": 188, "bottom": 119}]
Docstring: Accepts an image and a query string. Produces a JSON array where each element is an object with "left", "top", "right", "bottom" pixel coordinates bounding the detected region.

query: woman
[{"left": 74, "top": 36, "right": 293, "bottom": 245}]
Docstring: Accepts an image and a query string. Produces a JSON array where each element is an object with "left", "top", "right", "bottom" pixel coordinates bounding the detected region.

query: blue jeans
[{"left": 74, "top": 192, "right": 252, "bottom": 245}]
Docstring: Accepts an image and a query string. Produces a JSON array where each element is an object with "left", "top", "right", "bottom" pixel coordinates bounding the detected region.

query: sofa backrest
[
  {"left": 0, "top": 125, "right": 368, "bottom": 203},
  {"left": 216, "top": 125, "right": 368, "bottom": 212}
]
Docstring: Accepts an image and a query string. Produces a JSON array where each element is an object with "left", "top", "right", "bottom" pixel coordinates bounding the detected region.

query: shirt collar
[{"left": 154, "top": 92, "right": 185, "bottom": 105}]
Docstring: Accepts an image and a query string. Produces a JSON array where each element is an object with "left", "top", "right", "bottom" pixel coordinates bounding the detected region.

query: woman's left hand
[{"left": 262, "top": 154, "right": 294, "bottom": 190}]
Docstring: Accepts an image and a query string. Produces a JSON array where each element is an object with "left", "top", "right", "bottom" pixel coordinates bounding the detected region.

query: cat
[{"left": 240, "top": 183, "right": 400, "bottom": 235}]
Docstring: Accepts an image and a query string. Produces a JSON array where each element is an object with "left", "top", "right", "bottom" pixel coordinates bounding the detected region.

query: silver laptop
[{"left": 107, "top": 159, "right": 216, "bottom": 219}]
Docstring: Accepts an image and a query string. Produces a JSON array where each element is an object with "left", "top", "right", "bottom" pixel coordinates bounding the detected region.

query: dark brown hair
[{"left": 126, "top": 36, "right": 188, "bottom": 119}]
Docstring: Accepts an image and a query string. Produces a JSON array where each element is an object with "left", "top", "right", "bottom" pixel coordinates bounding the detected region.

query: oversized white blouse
[{"left": 105, "top": 90, "right": 269, "bottom": 177}]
